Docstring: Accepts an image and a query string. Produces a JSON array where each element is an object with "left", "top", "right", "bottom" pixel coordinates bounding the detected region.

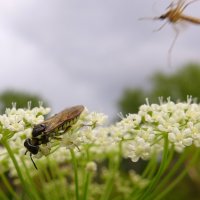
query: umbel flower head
[
  {"left": 0, "top": 97, "right": 200, "bottom": 173},
  {"left": 117, "top": 96, "right": 200, "bottom": 162}
]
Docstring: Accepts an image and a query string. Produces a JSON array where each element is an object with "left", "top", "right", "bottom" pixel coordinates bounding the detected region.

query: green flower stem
[
  {"left": 52, "top": 160, "right": 68, "bottom": 200},
  {"left": 20, "top": 157, "right": 41, "bottom": 200},
  {"left": 163, "top": 145, "right": 174, "bottom": 170},
  {"left": 0, "top": 172, "right": 19, "bottom": 200},
  {"left": 141, "top": 154, "right": 156, "bottom": 178},
  {"left": 150, "top": 147, "right": 190, "bottom": 199},
  {"left": 82, "top": 146, "right": 91, "bottom": 200},
  {"left": 138, "top": 135, "right": 169, "bottom": 200},
  {"left": 0, "top": 188, "right": 9, "bottom": 200},
  {"left": 70, "top": 149, "right": 80, "bottom": 200},
  {"left": 42, "top": 161, "right": 58, "bottom": 200},
  {"left": 2, "top": 139, "right": 37, "bottom": 200},
  {"left": 48, "top": 160, "right": 63, "bottom": 200},
  {"left": 154, "top": 149, "right": 200, "bottom": 200},
  {"left": 2, "top": 140, "right": 25, "bottom": 184},
  {"left": 37, "top": 169, "right": 52, "bottom": 200},
  {"left": 100, "top": 154, "right": 119, "bottom": 200},
  {"left": 129, "top": 154, "right": 158, "bottom": 199},
  {"left": 82, "top": 173, "right": 92, "bottom": 200},
  {"left": 145, "top": 154, "right": 158, "bottom": 179},
  {"left": 100, "top": 142, "right": 122, "bottom": 200}
]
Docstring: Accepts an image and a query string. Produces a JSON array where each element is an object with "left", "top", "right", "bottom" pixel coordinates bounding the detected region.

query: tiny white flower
[
  {"left": 124, "top": 137, "right": 151, "bottom": 162},
  {"left": 86, "top": 161, "right": 97, "bottom": 172},
  {"left": 83, "top": 112, "right": 108, "bottom": 126}
]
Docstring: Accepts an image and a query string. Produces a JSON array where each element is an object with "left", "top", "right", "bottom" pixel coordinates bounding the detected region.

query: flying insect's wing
[
  {"left": 41, "top": 105, "right": 84, "bottom": 133},
  {"left": 169, "top": 0, "right": 197, "bottom": 10},
  {"left": 168, "top": 0, "right": 186, "bottom": 9}
]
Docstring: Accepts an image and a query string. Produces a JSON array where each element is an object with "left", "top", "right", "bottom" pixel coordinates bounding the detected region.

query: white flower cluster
[
  {"left": 0, "top": 106, "right": 50, "bottom": 138},
  {"left": 1, "top": 98, "right": 200, "bottom": 174},
  {"left": 117, "top": 97, "right": 200, "bottom": 162},
  {"left": 0, "top": 105, "right": 51, "bottom": 173}
]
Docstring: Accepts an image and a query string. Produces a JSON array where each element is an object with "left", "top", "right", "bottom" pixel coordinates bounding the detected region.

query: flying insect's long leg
[
  {"left": 153, "top": 21, "right": 168, "bottom": 32},
  {"left": 181, "top": 0, "right": 200, "bottom": 12},
  {"left": 168, "top": 25, "right": 180, "bottom": 67}
]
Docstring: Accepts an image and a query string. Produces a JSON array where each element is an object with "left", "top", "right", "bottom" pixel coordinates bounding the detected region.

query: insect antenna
[
  {"left": 24, "top": 150, "right": 38, "bottom": 170},
  {"left": 30, "top": 153, "right": 38, "bottom": 170},
  {"left": 24, "top": 150, "right": 28, "bottom": 155}
]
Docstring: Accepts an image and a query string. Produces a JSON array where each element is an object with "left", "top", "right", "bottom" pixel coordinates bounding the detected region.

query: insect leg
[
  {"left": 168, "top": 25, "right": 180, "bottom": 67},
  {"left": 153, "top": 21, "right": 168, "bottom": 32},
  {"left": 181, "top": 0, "right": 200, "bottom": 12}
]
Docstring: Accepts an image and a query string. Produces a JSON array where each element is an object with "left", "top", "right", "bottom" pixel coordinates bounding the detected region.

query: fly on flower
[
  {"left": 24, "top": 105, "right": 84, "bottom": 169},
  {"left": 140, "top": 0, "right": 200, "bottom": 65}
]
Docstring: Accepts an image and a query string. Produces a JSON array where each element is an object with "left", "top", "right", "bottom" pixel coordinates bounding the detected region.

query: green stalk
[
  {"left": 138, "top": 135, "right": 169, "bottom": 200},
  {"left": 82, "top": 173, "right": 92, "bottom": 200},
  {"left": 42, "top": 160, "right": 58, "bottom": 200},
  {"left": 52, "top": 160, "right": 68, "bottom": 200},
  {"left": 2, "top": 139, "right": 37, "bottom": 200},
  {"left": 70, "top": 149, "right": 80, "bottom": 200},
  {"left": 100, "top": 142, "right": 122, "bottom": 200},
  {"left": 2, "top": 140, "right": 25, "bottom": 185},
  {"left": 36, "top": 168, "right": 51, "bottom": 200},
  {"left": 154, "top": 149, "right": 200, "bottom": 200},
  {"left": 0, "top": 172, "right": 19, "bottom": 200},
  {"left": 100, "top": 159, "right": 115, "bottom": 200},
  {"left": 142, "top": 154, "right": 157, "bottom": 178},
  {"left": 129, "top": 155, "right": 159, "bottom": 199},
  {"left": 82, "top": 147, "right": 92, "bottom": 200},
  {"left": 150, "top": 148, "right": 190, "bottom": 198},
  {"left": 0, "top": 188, "right": 9, "bottom": 200},
  {"left": 48, "top": 160, "right": 62, "bottom": 200},
  {"left": 20, "top": 157, "right": 42, "bottom": 200}
]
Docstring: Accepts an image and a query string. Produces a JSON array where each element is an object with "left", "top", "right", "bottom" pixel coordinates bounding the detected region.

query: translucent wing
[{"left": 41, "top": 105, "right": 84, "bottom": 133}]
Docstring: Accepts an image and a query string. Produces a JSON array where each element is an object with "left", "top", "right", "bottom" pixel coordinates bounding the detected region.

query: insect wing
[
  {"left": 169, "top": 0, "right": 186, "bottom": 10},
  {"left": 43, "top": 105, "right": 84, "bottom": 133}
]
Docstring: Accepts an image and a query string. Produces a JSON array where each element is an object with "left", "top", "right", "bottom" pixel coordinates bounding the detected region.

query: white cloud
[{"left": 0, "top": 0, "right": 199, "bottom": 119}]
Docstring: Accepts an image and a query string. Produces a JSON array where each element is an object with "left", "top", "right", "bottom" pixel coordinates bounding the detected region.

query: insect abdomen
[{"left": 53, "top": 116, "right": 80, "bottom": 136}]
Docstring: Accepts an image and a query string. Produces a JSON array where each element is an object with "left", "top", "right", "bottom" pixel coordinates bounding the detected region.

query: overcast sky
[{"left": 0, "top": 0, "right": 200, "bottom": 119}]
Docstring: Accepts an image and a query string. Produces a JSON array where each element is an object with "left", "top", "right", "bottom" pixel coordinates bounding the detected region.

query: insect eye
[
  {"left": 24, "top": 139, "right": 39, "bottom": 155},
  {"left": 32, "top": 124, "right": 46, "bottom": 137}
]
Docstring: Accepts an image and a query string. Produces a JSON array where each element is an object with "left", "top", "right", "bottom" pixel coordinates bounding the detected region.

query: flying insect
[
  {"left": 140, "top": 0, "right": 200, "bottom": 65},
  {"left": 24, "top": 105, "right": 84, "bottom": 169}
]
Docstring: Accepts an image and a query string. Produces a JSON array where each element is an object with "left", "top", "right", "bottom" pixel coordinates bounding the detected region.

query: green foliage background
[
  {"left": 118, "top": 64, "right": 200, "bottom": 115},
  {"left": 0, "top": 90, "right": 48, "bottom": 114}
]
